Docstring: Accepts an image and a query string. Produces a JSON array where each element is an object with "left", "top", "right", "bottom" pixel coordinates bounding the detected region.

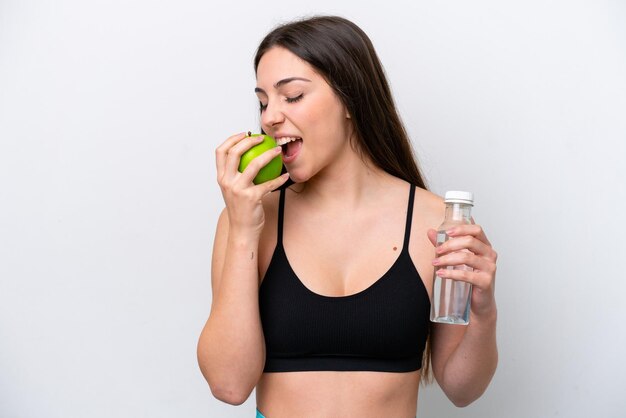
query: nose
[{"left": 260, "top": 99, "right": 285, "bottom": 130}]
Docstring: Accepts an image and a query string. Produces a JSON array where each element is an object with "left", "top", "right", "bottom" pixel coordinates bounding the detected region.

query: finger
[
  {"left": 224, "top": 134, "right": 267, "bottom": 178},
  {"left": 447, "top": 224, "right": 492, "bottom": 246},
  {"left": 435, "top": 267, "right": 492, "bottom": 288},
  {"left": 216, "top": 132, "right": 248, "bottom": 179},
  {"left": 433, "top": 250, "right": 494, "bottom": 273},
  {"left": 237, "top": 146, "right": 283, "bottom": 184},
  {"left": 426, "top": 228, "right": 438, "bottom": 247},
  {"left": 435, "top": 235, "right": 494, "bottom": 259},
  {"left": 254, "top": 172, "right": 291, "bottom": 196}
]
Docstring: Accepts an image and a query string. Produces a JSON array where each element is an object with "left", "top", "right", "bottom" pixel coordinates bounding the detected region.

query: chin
[{"left": 284, "top": 168, "right": 308, "bottom": 184}]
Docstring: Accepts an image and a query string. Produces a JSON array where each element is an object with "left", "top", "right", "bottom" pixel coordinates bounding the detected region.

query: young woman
[{"left": 198, "top": 15, "right": 498, "bottom": 418}]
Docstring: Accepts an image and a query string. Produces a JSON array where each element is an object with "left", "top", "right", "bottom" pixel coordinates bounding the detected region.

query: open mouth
[{"left": 276, "top": 136, "right": 303, "bottom": 161}]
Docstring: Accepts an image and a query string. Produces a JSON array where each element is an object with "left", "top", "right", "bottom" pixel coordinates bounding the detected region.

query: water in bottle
[{"left": 430, "top": 191, "right": 474, "bottom": 325}]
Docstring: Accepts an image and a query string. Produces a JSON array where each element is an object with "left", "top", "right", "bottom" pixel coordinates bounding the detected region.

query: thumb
[{"left": 426, "top": 228, "right": 438, "bottom": 247}]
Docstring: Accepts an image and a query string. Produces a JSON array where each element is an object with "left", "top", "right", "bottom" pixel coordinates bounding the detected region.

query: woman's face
[{"left": 255, "top": 47, "right": 352, "bottom": 183}]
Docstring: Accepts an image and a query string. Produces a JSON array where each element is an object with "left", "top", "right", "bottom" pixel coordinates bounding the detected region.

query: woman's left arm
[{"left": 427, "top": 223, "right": 498, "bottom": 407}]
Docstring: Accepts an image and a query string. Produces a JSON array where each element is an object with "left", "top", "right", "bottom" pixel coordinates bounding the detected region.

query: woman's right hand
[{"left": 215, "top": 132, "right": 290, "bottom": 236}]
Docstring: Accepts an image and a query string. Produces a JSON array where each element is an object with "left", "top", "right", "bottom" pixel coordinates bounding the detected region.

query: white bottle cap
[{"left": 444, "top": 191, "right": 474, "bottom": 205}]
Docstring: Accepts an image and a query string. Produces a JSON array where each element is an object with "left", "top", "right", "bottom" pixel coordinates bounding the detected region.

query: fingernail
[
  {"left": 275, "top": 146, "right": 282, "bottom": 152},
  {"left": 446, "top": 228, "right": 456, "bottom": 236},
  {"left": 436, "top": 269, "right": 446, "bottom": 276},
  {"left": 432, "top": 258, "right": 440, "bottom": 265}
]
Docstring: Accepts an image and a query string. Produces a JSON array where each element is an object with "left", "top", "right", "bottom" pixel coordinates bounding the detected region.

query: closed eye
[
  {"left": 259, "top": 94, "right": 303, "bottom": 112},
  {"left": 286, "top": 94, "right": 303, "bottom": 103}
]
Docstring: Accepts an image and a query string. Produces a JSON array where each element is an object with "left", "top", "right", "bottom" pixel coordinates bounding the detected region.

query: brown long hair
[
  {"left": 254, "top": 15, "right": 428, "bottom": 191},
  {"left": 254, "top": 15, "right": 432, "bottom": 383}
]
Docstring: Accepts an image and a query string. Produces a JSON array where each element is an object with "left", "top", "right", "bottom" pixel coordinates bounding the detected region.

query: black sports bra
[{"left": 259, "top": 184, "right": 431, "bottom": 372}]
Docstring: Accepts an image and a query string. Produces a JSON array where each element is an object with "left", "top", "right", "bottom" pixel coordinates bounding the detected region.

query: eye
[
  {"left": 286, "top": 94, "right": 303, "bottom": 104},
  {"left": 259, "top": 94, "right": 303, "bottom": 112}
]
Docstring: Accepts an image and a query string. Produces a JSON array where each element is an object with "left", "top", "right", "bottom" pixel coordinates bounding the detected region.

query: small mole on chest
[{"left": 393, "top": 246, "right": 398, "bottom": 251}]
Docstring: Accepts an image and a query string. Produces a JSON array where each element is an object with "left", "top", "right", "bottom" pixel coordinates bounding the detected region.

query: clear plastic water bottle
[{"left": 430, "top": 191, "right": 474, "bottom": 325}]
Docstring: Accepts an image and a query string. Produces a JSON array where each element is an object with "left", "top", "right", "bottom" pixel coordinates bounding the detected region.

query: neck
[{"left": 290, "top": 147, "right": 392, "bottom": 212}]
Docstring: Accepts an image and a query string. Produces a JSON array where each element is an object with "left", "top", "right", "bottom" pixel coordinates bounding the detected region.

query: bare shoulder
[
  {"left": 413, "top": 187, "right": 446, "bottom": 228},
  {"left": 407, "top": 187, "right": 445, "bottom": 291}
]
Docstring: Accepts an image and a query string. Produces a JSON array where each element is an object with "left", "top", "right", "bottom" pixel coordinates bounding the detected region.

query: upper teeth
[{"left": 276, "top": 137, "right": 301, "bottom": 146}]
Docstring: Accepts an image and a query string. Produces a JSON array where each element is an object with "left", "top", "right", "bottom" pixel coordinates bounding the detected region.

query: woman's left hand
[{"left": 428, "top": 225, "right": 498, "bottom": 318}]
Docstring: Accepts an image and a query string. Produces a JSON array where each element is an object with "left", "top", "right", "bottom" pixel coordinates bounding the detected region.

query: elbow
[
  {"left": 196, "top": 333, "right": 262, "bottom": 405},
  {"left": 209, "top": 383, "right": 253, "bottom": 406},
  {"left": 438, "top": 376, "right": 487, "bottom": 408},
  {"left": 450, "top": 395, "right": 476, "bottom": 408},
  {"left": 197, "top": 351, "right": 255, "bottom": 405},
  {"left": 445, "top": 385, "right": 488, "bottom": 408},
  {"left": 441, "top": 358, "right": 498, "bottom": 408},
  {"left": 198, "top": 362, "right": 255, "bottom": 405}
]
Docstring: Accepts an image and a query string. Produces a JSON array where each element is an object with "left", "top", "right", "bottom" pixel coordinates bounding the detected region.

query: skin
[{"left": 198, "top": 46, "right": 498, "bottom": 417}]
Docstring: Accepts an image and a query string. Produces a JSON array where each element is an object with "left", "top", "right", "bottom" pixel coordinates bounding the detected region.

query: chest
[
  {"left": 282, "top": 211, "right": 408, "bottom": 297},
  {"left": 259, "top": 242, "right": 431, "bottom": 371}
]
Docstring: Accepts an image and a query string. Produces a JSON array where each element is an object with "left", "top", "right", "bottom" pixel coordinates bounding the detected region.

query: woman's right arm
[{"left": 197, "top": 132, "right": 289, "bottom": 405}]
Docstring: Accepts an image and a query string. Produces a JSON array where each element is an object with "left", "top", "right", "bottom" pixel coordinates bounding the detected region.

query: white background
[{"left": 1, "top": 0, "right": 625, "bottom": 417}]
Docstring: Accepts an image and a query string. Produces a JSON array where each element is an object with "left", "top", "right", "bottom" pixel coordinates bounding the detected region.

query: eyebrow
[{"left": 254, "top": 77, "right": 312, "bottom": 94}]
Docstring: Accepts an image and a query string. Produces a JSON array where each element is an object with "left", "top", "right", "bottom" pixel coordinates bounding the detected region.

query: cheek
[
  {"left": 321, "top": 107, "right": 350, "bottom": 144},
  {"left": 306, "top": 97, "right": 347, "bottom": 136}
]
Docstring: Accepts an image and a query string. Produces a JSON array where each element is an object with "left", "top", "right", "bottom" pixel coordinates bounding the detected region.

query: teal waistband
[{"left": 256, "top": 407, "right": 414, "bottom": 417}]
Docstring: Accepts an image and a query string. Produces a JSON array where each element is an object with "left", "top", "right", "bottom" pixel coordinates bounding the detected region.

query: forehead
[{"left": 256, "top": 47, "right": 319, "bottom": 87}]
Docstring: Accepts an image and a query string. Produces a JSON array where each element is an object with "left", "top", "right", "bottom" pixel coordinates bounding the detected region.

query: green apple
[{"left": 238, "top": 134, "right": 283, "bottom": 184}]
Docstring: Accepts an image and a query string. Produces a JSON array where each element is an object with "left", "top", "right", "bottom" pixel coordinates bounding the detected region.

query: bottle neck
[{"left": 444, "top": 203, "right": 472, "bottom": 222}]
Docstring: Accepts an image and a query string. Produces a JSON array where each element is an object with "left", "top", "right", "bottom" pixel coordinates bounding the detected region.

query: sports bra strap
[
  {"left": 277, "top": 188, "right": 286, "bottom": 247},
  {"left": 403, "top": 184, "right": 416, "bottom": 251}
]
